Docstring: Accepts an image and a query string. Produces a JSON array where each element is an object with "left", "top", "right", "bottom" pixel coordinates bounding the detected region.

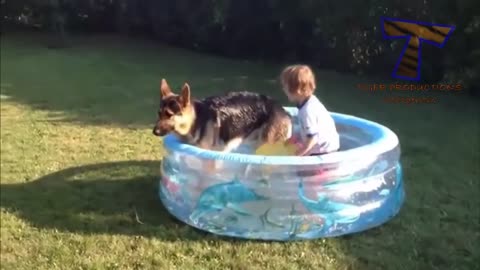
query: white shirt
[{"left": 297, "top": 95, "right": 340, "bottom": 155}]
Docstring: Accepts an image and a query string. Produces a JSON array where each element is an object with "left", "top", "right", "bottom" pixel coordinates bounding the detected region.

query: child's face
[
  {"left": 282, "top": 85, "right": 296, "bottom": 102},
  {"left": 283, "top": 87, "right": 302, "bottom": 103}
]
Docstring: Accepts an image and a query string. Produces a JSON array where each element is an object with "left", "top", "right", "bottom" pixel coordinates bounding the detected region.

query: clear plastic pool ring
[{"left": 159, "top": 107, "right": 404, "bottom": 241}]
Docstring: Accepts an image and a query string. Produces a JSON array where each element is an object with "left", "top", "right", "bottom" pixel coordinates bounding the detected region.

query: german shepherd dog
[{"left": 153, "top": 79, "right": 292, "bottom": 171}]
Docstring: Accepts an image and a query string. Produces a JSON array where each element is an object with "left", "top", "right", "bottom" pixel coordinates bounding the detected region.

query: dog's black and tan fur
[{"left": 153, "top": 79, "right": 293, "bottom": 156}]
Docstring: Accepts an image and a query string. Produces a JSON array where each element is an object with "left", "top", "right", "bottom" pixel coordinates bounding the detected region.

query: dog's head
[{"left": 152, "top": 79, "right": 195, "bottom": 137}]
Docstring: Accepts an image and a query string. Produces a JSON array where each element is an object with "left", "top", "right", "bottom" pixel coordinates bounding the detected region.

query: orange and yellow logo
[{"left": 382, "top": 17, "right": 455, "bottom": 81}]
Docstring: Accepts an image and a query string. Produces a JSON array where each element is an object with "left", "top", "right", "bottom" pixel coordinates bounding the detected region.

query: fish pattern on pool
[{"left": 159, "top": 155, "right": 405, "bottom": 240}]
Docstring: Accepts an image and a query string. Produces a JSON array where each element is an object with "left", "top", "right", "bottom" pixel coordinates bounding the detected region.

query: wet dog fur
[{"left": 153, "top": 79, "right": 293, "bottom": 163}]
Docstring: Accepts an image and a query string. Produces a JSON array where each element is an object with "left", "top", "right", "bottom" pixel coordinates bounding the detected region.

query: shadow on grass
[
  {"left": 0, "top": 159, "right": 365, "bottom": 247},
  {"left": 1, "top": 159, "right": 321, "bottom": 243},
  {"left": 0, "top": 160, "right": 225, "bottom": 241}
]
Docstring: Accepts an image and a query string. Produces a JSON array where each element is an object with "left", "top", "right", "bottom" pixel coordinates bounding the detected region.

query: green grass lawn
[{"left": 1, "top": 32, "right": 479, "bottom": 270}]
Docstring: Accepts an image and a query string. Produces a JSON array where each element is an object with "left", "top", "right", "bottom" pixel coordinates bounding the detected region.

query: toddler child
[{"left": 280, "top": 64, "right": 340, "bottom": 157}]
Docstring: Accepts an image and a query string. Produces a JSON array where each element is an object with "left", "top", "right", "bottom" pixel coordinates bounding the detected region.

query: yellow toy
[
  {"left": 253, "top": 141, "right": 299, "bottom": 177},
  {"left": 255, "top": 141, "right": 298, "bottom": 156}
]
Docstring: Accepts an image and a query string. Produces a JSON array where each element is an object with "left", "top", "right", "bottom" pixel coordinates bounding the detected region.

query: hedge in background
[{"left": 2, "top": 0, "right": 479, "bottom": 94}]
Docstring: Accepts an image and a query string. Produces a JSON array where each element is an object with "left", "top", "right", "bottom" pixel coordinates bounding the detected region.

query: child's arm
[
  {"left": 296, "top": 113, "right": 319, "bottom": 156},
  {"left": 295, "top": 135, "right": 318, "bottom": 156}
]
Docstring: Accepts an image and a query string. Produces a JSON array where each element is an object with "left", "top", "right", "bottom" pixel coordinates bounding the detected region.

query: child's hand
[
  {"left": 295, "top": 147, "right": 307, "bottom": 156},
  {"left": 296, "top": 136, "right": 317, "bottom": 156},
  {"left": 285, "top": 136, "right": 300, "bottom": 146},
  {"left": 284, "top": 136, "right": 304, "bottom": 155}
]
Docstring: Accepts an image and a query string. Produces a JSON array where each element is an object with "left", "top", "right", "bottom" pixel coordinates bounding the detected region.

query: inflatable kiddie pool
[{"left": 159, "top": 107, "right": 404, "bottom": 241}]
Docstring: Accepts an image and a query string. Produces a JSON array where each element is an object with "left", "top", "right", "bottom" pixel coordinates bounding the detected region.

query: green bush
[{"left": 3, "top": 0, "right": 478, "bottom": 94}]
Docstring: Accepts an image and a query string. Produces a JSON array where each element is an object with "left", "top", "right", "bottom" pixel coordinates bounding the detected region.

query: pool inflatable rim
[{"left": 162, "top": 107, "right": 399, "bottom": 165}]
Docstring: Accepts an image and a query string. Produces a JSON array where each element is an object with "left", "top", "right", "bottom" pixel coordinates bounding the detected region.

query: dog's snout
[
  {"left": 153, "top": 126, "right": 162, "bottom": 136},
  {"left": 153, "top": 123, "right": 171, "bottom": 136}
]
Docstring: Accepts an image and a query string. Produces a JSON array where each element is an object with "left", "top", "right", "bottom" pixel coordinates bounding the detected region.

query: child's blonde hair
[{"left": 280, "top": 64, "right": 316, "bottom": 98}]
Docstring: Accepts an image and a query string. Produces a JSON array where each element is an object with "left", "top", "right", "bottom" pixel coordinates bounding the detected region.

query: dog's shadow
[{"left": 0, "top": 160, "right": 217, "bottom": 241}]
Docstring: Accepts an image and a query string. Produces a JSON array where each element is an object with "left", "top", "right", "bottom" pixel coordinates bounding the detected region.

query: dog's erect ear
[
  {"left": 180, "top": 83, "right": 191, "bottom": 107},
  {"left": 160, "top": 78, "right": 173, "bottom": 98}
]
